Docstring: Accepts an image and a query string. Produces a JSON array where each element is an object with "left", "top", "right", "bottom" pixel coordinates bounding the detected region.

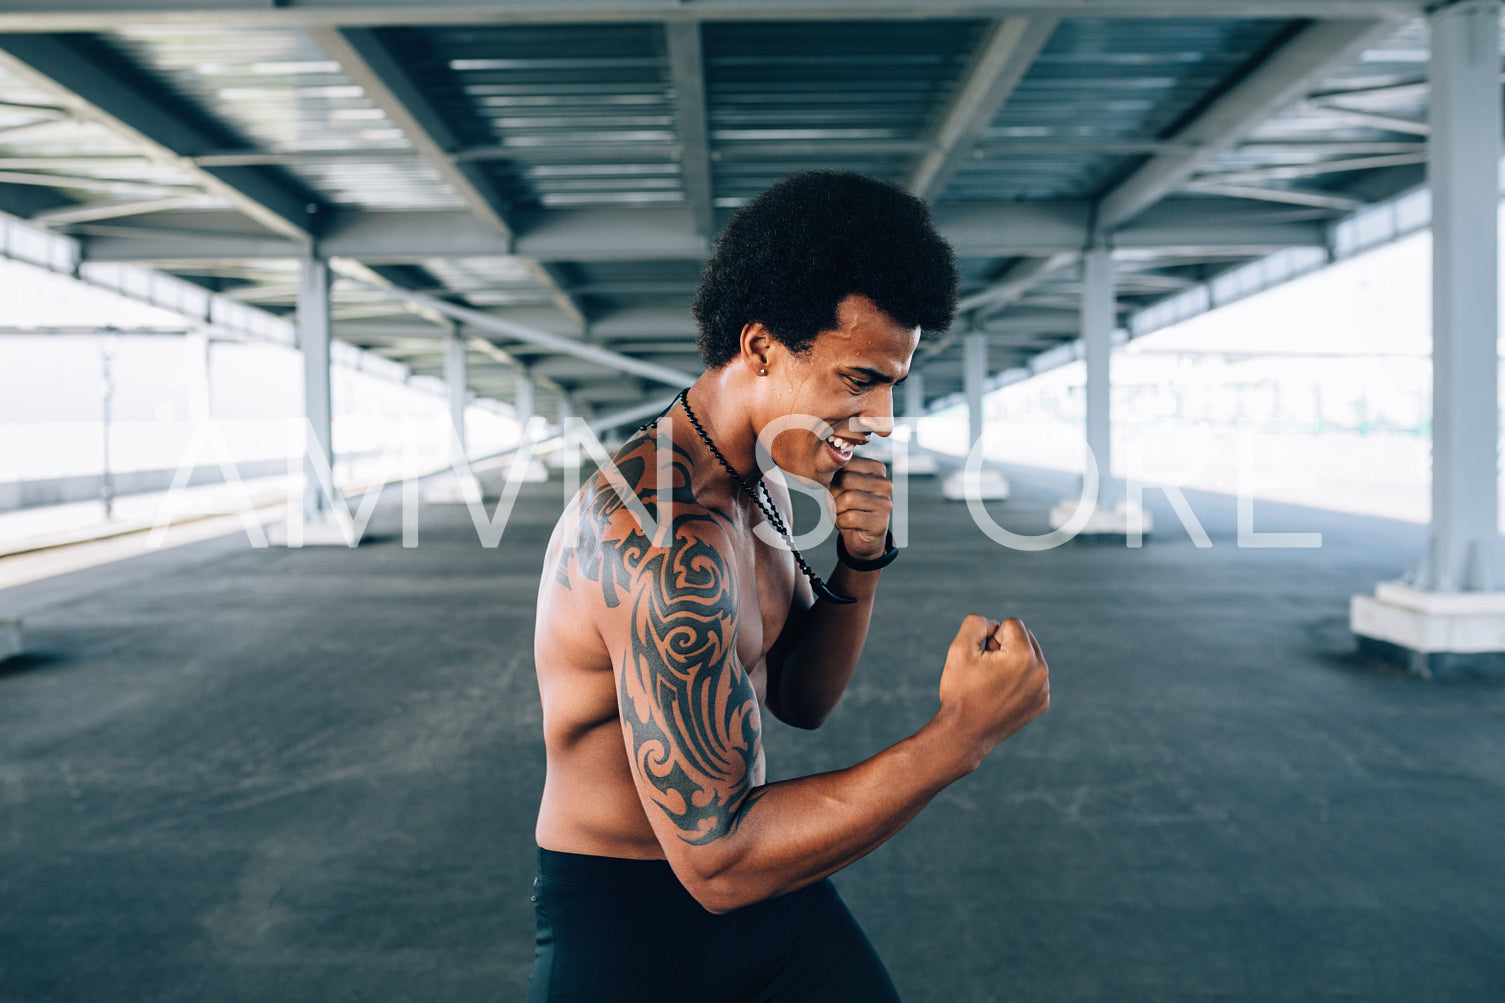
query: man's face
[{"left": 760, "top": 293, "right": 920, "bottom": 487}]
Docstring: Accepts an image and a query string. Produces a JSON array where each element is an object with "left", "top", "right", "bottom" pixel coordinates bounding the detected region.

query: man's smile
[{"left": 823, "top": 430, "right": 869, "bottom": 465}]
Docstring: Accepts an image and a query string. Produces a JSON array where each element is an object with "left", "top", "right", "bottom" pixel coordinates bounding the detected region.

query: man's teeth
[{"left": 826, "top": 435, "right": 859, "bottom": 450}]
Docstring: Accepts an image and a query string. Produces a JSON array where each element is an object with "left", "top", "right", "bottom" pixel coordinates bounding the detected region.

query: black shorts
[{"left": 529, "top": 847, "right": 902, "bottom": 1002}]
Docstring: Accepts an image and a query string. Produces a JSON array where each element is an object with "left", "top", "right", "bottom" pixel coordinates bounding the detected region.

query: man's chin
[{"left": 771, "top": 460, "right": 834, "bottom": 491}]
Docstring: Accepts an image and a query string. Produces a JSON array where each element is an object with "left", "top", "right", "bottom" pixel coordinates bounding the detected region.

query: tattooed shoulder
[
  {"left": 618, "top": 509, "right": 764, "bottom": 844},
  {"left": 549, "top": 425, "right": 764, "bottom": 844},
  {"left": 551, "top": 427, "right": 711, "bottom": 607}
]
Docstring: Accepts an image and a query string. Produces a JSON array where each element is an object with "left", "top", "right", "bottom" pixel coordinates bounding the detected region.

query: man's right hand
[{"left": 936, "top": 615, "right": 1050, "bottom": 771}]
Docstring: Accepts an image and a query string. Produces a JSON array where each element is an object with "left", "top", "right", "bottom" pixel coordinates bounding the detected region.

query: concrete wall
[{"left": 0, "top": 460, "right": 290, "bottom": 514}]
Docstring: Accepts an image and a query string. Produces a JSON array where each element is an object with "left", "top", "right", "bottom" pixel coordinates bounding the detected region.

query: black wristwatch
[{"left": 836, "top": 531, "right": 899, "bottom": 572}]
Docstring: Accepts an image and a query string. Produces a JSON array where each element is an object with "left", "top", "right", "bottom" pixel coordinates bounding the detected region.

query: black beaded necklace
[{"left": 662, "top": 387, "right": 857, "bottom": 606}]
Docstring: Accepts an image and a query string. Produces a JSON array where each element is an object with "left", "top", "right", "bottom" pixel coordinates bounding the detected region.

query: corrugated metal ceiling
[{"left": 0, "top": 5, "right": 1488, "bottom": 415}]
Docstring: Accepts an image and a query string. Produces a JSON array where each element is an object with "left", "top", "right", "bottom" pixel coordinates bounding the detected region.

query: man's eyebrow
[{"left": 847, "top": 366, "right": 905, "bottom": 385}]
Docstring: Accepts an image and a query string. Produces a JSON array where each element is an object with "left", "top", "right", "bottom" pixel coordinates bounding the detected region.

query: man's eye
[{"left": 845, "top": 377, "right": 872, "bottom": 392}]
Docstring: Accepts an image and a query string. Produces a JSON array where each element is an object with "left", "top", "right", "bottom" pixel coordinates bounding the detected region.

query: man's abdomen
[{"left": 535, "top": 719, "right": 665, "bottom": 860}]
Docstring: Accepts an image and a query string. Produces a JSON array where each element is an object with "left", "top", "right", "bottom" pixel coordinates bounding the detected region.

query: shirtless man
[{"left": 530, "top": 171, "right": 1050, "bottom": 1002}]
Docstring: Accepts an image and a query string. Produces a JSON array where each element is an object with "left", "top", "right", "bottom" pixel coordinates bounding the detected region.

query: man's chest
[{"left": 727, "top": 527, "right": 800, "bottom": 697}]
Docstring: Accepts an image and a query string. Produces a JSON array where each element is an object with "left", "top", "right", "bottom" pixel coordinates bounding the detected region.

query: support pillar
[
  {"left": 516, "top": 373, "right": 536, "bottom": 437},
  {"left": 268, "top": 252, "right": 350, "bottom": 545},
  {"left": 903, "top": 369, "right": 939, "bottom": 476},
  {"left": 298, "top": 253, "right": 334, "bottom": 524},
  {"left": 445, "top": 333, "right": 468, "bottom": 463},
  {"left": 1351, "top": 0, "right": 1505, "bottom": 677},
  {"left": 423, "top": 330, "right": 483, "bottom": 502},
  {"left": 185, "top": 331, "right": 211, "bottom": 424},
  {"left": 0, "top": 617, "right": 21, "bottom": 664},
  {"left": 944, "top": 332, "right": 1009, "bottom": 500},
  {"left": 904, "top": 370, "right": 926, "bottom": 434},
  {"left": 515, "top": 373, "right": 548, "bottom": 482},
  {"left": 1082, "top": 246, "right": 1116, "bottom": 508},
  {"left": 963, "top": 333, "right": 987, "bottom": 450},
  {"left": 1050, "top": 247, "right": 1148, "bottom": 536}
]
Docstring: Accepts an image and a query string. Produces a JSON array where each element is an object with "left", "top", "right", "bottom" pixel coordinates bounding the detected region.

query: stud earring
[{"left": 759, "top": 368, "right": 767, "bottom": 376}]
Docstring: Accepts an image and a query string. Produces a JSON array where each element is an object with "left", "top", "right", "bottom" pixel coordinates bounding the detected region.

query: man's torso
[{"left": 532, "top": 423, "right": 804, "bottom": 858}]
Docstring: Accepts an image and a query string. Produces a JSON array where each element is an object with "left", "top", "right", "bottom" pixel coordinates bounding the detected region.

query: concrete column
[
  {"left": 1350, "top": 0, "right": 1505, "bottom": 677},
  {"left": 963, "top": 333, "right": 987, "bottom": 450},
  {"left": 904, "top": 370, "right": 926, "bottom": 432},
  {"left": 942, "top": 332, "right": 1009, "bottom": 500},
  {"left": 444, "top": 333, "right": 468, "bottom": 463},
  {"left": 298, "top": 253, "right": 333, "bottom": 522},
  {"left": 1423, "top": 0, "right": 1502, "bottom": 592},
  {"left": 185, "top": 331, "right": 211, "bottom": 424},
  {"left": 516, "top": 373, "right": 536, "bottom": 439},
  {"left": 512, "top": 373, "right": 550, "bottom": 482},
  {"left": 1082, "top": 246, "right": 1117, "bottom": 506},
  {"left": 901, "top": 368, "right": 941, "bottom": 477},
  {"left": 1048, "top": 247, "right": 1145, "bottom": 535},
  {"left": 423, "top": 329, "right": 482, "bottom": 502},
  {"left": 0, "top": 618, "right": 22, "bottom": 664}
]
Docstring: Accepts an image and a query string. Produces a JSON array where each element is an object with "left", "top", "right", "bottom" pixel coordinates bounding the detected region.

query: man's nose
[{"left": 854, "top": 388, "right": 896, "bottom": 438}]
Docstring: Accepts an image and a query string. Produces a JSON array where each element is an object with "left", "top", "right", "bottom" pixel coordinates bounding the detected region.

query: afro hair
[{"left": 692, "top": 171, "right": 958, "bottom": 369}]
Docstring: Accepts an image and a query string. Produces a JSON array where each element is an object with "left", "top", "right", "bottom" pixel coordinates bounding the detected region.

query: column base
[
  {"left": 421, "top": 473, "right": 484, "bottom": 504},
  {"left": 266, "top": 516, "right": 362, "bottom": 548},
  {"left": 0, "top": 618, "right": 22, "bottom": 663},
  {"left": 1351, "top": 582, "right": 1505, "bottom": 678},
  {"left": 942, "top": 468, "right": 1010, "bottom": 501},
  {"left": 1047, "top": 500, "right": 1154, "bottom": 539}
]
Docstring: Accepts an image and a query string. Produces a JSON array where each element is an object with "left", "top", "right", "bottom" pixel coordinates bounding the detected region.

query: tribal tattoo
[{"left": 559, "top": 430, "right": 766, "bottom": 844}]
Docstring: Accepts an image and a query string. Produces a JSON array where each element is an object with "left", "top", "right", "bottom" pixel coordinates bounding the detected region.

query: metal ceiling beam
[
  {"left": 460, "top": 335, "right": 570, "bottom": 398},
  {"left": 1096, "top": 18, "right": 1399, "bottom": 233},
  {"left": 975, "top": 308, "right": 1083, "bottom": 334},
  {"left": 1184, "top": 182, "right": 1365, "bottom": 212},
  {"left": 918, "top": 252, "right": 1077, "bottom": 364},
  {"left": 0, "top": 2, "right": 1429, "bottom": 32},
  {"left": 79, "top": 201, "right": 1332, "bottom": 263},
  {"left": 665, "top": 23, "right": 714, "bottom": 241},
  {"left": 308, "top": 27, "right": 511, "bottom": 238},
  {"left": 571, "top": 382, "right": 656, "bottom": 405},
  {"left": 513, "top": 205, "right": 708, "bottom": 262},
  {"left": 531, "top": 355, "right": 691, "bottom": 380},
  {"left": 343, "top": 277, "right": 699, "bottom": 389},
  {"left": 909, "top": 18, "right": 1058, "bottom": 202},
  {"left": 32, "top": 194, "right": 220, "bottom": 226},
  {"left": 957, "top": 252, "right": 1079, "bottom": 314},
  {"left": 1196, "top": 151, "right": 1429, "bottom": 185},
  {"left": 0, "top": 33, "right": 318, "bottom": 240},
  {"left": 590, "top": 305, "right": 698, "bottom": 339},
  {"left": 308, "top": 26, "right": 587, "bottom": 326},
  {"left": 1304, "top": 100, "right": 1431, "bottom": 136}
]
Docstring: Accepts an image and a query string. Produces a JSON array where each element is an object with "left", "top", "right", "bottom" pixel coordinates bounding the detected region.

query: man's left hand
[{"left": 830, "top": 457, "right": 892, "bottom": 561}]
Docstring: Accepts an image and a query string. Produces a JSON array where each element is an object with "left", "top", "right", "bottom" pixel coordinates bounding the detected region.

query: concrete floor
[{"left": 1, "top": 465, "right": 1502, "bottom": 1002}]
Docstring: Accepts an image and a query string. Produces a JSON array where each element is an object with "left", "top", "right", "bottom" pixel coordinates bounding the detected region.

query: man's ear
[{"left": 738, "top": 322, "right": 774, "bottom": 377}]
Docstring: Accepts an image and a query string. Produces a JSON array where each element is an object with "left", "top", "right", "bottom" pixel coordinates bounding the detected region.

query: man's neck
[{"left": 683, "top": 373, "right": 760, "bottom": 485}]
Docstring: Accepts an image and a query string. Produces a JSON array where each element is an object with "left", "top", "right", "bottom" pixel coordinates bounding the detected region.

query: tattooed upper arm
[{"left": 612, "top": 507, "right": 765, "bottom": 847}]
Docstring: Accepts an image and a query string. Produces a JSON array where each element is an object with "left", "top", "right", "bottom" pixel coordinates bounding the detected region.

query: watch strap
[{"left": 836, "top": 531, "right": 899, "bottom": 572}]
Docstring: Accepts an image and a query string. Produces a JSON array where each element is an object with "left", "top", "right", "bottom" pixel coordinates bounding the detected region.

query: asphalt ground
[{"left": 1, "top": 464, "right": 1501, "bottom": 1002}]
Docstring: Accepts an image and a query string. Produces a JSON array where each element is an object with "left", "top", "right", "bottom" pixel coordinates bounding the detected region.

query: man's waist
[{"left": 536, "top": 846, "right": 678, "bottom": 890}]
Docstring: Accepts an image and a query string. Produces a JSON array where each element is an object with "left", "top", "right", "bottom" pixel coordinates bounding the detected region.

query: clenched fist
[
  {"left": 829, "top": 457, "right": 893, "bottom": 560},
  {"left": 937, "top": 615, "right": 1050, "bottom": 770}
]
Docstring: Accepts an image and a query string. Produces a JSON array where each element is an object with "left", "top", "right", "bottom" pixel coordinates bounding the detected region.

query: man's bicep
[{"left": 612, "top": 514, "right": 764, "bottom": 848}]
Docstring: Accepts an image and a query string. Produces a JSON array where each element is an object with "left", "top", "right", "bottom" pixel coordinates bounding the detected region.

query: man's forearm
[
  {"left": 771, "top": 563, "right": 885, "bottom": 727},
  {"left": 678, "top": 709, "right": 979, "bottom": 914}
]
